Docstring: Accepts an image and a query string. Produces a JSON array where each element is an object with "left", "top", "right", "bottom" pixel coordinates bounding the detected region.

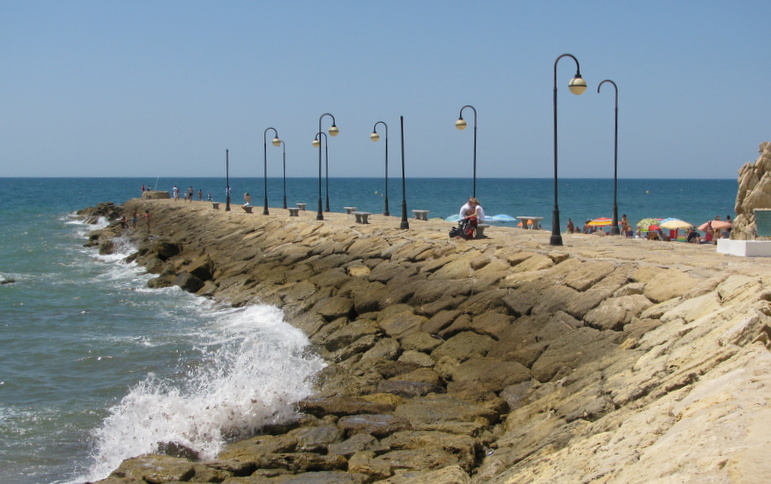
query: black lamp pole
[
  {"left": 598, "top": 79, "right": 620, "bottom": 235},
  {"left": 455, "top": 105, "right": 478, "bottom": 198},
  {"left": 313, "top": 131, "right": 328, "bottom": 213},
  {"left": 324, "top": 135, "right": 330, "bottom": 212},
  {"left": 551, "top": 53, "right": 587, "bottom": 246},
  {"left": 316, "top": 113, "right": 338, "bottom": 220},
  {"left": 371, "top": 121, "right": 390, "bottom": 216},
  {"left": 262, "top": 127, "right": 280, "bottom": 215},
  {"left": 225, "top": 149, "right": 231, "bottom": 211},
  {"left": 399, "top": 116, "right": 409, "bottom": 230},
  {"left": 280, "top": 140, "right": 287, "bottom": 209}
]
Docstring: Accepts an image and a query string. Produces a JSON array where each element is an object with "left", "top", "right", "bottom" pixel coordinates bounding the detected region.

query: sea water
[{"left": 0, "top": 177, "right": 737, "bottom": 483}]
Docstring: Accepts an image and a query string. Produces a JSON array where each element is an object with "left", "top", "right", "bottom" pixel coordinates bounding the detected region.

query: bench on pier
[
  {"left": 297, "top": 203, "right": 307, "bottom": 211},
  {"left": 242, "top": 205, "right": 253, "bottom": 214},
  {"left": 412, "top": 209, "right": 430, "bottom": 221},
  {"left": 353, "top": 211, "right": 371, "bottom": 224},
  {"left": 345, "top": 206, "right": 358, "bottom": 215},
  {"left": 288, "top": 207, "right": 300, "bottom": 217},
  {"left": 475, "top": 223, "right": 491, "bottom": 238},
  {"left": 212, "top": 202, "right": 220, "bottom": 210}
]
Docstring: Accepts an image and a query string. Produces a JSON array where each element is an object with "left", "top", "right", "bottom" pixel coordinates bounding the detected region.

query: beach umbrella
[
  {"left": 489, "top": 214, "right": 517, "bottom": 223},
  {"left": 636, "top": 218, "right": 663, "bottom": 231},
  {"left": 659, "top": 218, "right": 693, "bottom": 230},
  {"left": 698, "top": 220, "right": 732, "bottom": 231},
  {"left": 587, "top": 217, "right": 612, "bottom": 227}
]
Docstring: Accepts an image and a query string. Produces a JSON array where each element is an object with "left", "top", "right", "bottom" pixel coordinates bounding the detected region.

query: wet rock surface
[{"left": 84, "top": 198, "right": 771, "bottom": 483}]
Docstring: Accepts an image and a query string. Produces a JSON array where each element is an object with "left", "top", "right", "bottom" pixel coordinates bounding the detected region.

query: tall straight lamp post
[
  {"left": 225, "top": 149, "right": 231, "bottom": 211},
  {"left": 551, "top": 53, "right": 587, "bottom": 246},
  {"left": 370, "top": 121, "right": 390, "bottom": 216},
  {"left": 262, "top": 127, "right": 281, "bottom": 215},
  {"left": 455, "top": 105, "right": 478, "bottom": 198},
  {"left": 315, "top": 113, "right": 339, "bottom": 220},
  {"left": 598, "top": 79, "right": 620, "bottom": 235},
  {"left": 279, "top": 139, "right": 288, "bottom": 209},
  {"left": 399, "top": 116, "right": 409, "bottom": 230}
]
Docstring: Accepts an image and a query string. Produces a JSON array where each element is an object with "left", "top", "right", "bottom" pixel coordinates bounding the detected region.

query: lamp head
[
  {"left": 272, "top": 137, "right": 281, "bottom": 147},
  {"left": 328, "top": 124, "right": 339, "bottom": 136},
  {"left": 455, "top": 118, "right": 467, "bottom": 130},
  {"left": 370, "top": 131, "right": 380, "bottom": 142},
  {"left": 312, "top": 138, "right": 320, "bottom": 148},
  {"left": 568, "top": 75, "right": 587, "bottom": 95}
]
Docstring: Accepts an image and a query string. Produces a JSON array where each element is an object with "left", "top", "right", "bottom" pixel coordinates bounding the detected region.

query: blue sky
[{"left": 1, "top": 1, "right": 769, "bottom": 179}]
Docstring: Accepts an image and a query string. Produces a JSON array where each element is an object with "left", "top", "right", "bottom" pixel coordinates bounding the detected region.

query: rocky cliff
[
  {"left": 732, "top": 141, "right": 771, "bottom": 239},
  {"left": 81, "top": 199, "right": 771, "bottom": 484}
]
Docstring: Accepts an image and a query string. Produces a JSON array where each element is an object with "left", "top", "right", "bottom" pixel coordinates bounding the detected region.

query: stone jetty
[{"left": 80, "top": 197, "right": 771, "bottom": 483}]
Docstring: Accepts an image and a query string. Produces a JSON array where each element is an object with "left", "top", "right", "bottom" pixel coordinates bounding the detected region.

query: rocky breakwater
[{"left": 82, "top": 199, "right": 771, "bottom": 483}]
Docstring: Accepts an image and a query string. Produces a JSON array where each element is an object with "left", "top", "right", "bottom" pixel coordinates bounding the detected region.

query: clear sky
[{"left": 2, "top": 1, "right": 769, "bottom": 179}]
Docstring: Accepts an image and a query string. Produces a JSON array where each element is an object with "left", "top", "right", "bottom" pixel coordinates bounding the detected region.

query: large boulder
[{"left": 732, "top": 141, "right": 771, "bottom": 239}]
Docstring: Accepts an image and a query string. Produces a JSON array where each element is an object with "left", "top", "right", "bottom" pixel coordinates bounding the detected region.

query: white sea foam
[{"left": 83, "top": 304, "right": 325, "bottom": 482}]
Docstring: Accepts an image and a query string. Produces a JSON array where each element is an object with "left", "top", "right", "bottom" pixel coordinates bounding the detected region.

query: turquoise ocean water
[{"left": 0, "top": 177, "right": 737, "bottom": 483}]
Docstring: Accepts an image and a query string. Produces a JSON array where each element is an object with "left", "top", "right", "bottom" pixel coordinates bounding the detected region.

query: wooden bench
[
  {"left": 345, "top": 206, "right": 358, "bottom": 214},
  {"left": 353, "top": 211, "right": 371, "bottom": 224},
  {"left": 212, "top": 202, "right": 220, "bottom": 210},
  {"left": 476, "top": 224, "right": 491, "bottom": 238},
  {"left": 242, "top": 205, "right": 253, "bottom": 213},
  {"left": 297, "top": 203, "right": 307, "bottom": 211},
  {"left": 288, "top": 207, "right": 300, "bottom": 217},
  {"left": 412, "top": 209, "right": 430, "bottom": 220}
]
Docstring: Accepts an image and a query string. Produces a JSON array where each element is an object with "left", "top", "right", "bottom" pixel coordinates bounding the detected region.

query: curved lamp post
[
  {"left": 399, "top": 116, "right": 409, "bottom": 230},
  {"left": 225, "top": 149, "right": 231, "bottom": 211},
  {"left": 598, "top": 79, "right": 620, "bottom": 235},
  {"left": 262, "top": 127, "right": 281, "bottom": 215},
  {"left": 551, "top": 53, "right": 587, "bottom": 246},
  {"left": 315, "top": 113, "right": 339, "bottom": 220},
  {"left": 279, "top": 139, "right": 288, "bottom": 209},
  {"left": 455, "top": 105, "right": 478, "bottom": 198},
  {"left": 312, "top": 131, "right": 329, "bottom": 213},
  {"left": 370, "top": 121, "right": 390, "bottom": 216}
]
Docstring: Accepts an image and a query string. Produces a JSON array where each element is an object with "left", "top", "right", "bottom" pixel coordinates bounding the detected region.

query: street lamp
[
  {"left": 312, "top": 131, "right": 329, "bottom": 213},
  {"left": 279, "top": 139, "right": 287, "bottom": 209},
  {"left": 598, "top": 79, "right": 620, "bottom": 235},
  {"left": 370, "top": 121, "right": 390, "bottom": 216},
  {"left": 399, "top": 115, "right": 409, "bottom": 230},
  {"left": 225, "top": 149, "right": 231, "bottom": 211},
  {"left": 551, "top": 53, "right": 587, "bottom": 246},
  {"left": 315, "top": 113, "right": 339, "bottom": 220},
  {"left": 263, "top": 127, "right": 281, "bottom": 215},
  {"left": 455, "top": 105, "right": 478, "bottom": 198}
]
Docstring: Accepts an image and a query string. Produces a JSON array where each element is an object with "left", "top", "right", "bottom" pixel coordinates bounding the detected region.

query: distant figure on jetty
[
  {"left": 186, "top": 187, "right": 194, "bottom": 202},
  {"left": 459, "top": 197, "right": 483, "bottom": 239},
  {"left": 566, "top": 218, "right": 575, "bottom": 233},
  {"left": 687, "top": 227, "right": 700, "bottom": 243},
  {"left": 459, "top": 197, "right": 474, "bottom": 219},
  {"left": 198, "top": 189, "right": 203, "bottom": 201},
  {"left": 172, "top": 185, "right": 179, "bottom": 201},
  {"left": 144, "top": 209, "right": 151, "bottom": 232},
  {"left": 132, "top": 209, "right": 138, "bottom": 229},
  {"left": 243, "top": 193, "right": 252, "bottom": 211},
  {"left": 621, "top": 214, "right": 632, "bottom": 237}
]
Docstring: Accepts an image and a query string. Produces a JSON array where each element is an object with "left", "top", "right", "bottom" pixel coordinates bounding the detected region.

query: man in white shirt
[{"left": 459, "top": 197, "right": 474, "bottom": 219}]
